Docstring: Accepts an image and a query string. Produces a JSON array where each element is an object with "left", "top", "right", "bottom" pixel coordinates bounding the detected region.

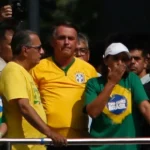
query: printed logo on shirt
[
  {"left": 75, "top": 73, "right": 85, "bottom": 83},
  {"left": 103, "top": 84, "right": 131, "bottom": 124},
  {"left": 107, "top": 94, "right": 127, "bottom": 115},
  {"left": 30, "top": 82, "right": 42, "bottom": 105}
]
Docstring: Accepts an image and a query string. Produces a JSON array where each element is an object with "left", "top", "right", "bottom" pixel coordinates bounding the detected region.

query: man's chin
[{"left": 62, "top": 52, "right": 74, "bottom": 58}]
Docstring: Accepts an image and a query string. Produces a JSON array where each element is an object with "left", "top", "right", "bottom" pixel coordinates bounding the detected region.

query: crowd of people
[{"left": 0, "top": 3, "right": 150, "bottom": 150}]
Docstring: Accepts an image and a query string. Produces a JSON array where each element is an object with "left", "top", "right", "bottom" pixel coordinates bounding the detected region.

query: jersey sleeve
[
  {"left": 2, "top": 69, "right": 29, "bottom": 101},
  {"left": 84, "top": 78, "right": 99, "bottom": 107},
  {"left": 131, "top": 73, "right": 149, "bottom": 105}
]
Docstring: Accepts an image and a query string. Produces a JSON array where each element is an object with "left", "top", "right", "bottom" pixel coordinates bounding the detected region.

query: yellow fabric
[
  {"left": 31, "top": 57, "right": 97, "bottom": 138},
  {"left": 0, "top": 62, "right": 46, "bottom": 150},
  {"left": 103, "top": 84, "right": 132, "bottom": 124}
]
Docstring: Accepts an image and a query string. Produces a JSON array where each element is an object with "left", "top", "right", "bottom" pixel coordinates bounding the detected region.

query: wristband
[{"left": 40, "top": 138, "right": 44, "bottom": 144}]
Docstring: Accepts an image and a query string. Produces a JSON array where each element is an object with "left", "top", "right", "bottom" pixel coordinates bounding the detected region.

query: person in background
[
  {"left": 31, "top": 21, "right": 97, "bottom": 150},
  {"left": 129, "top": 44, "right": 150, "bottom": 150},
  {"left": 0, "top": 22, "right": 14, "bottom": 74},
  {"left": 74, "top": 32, "right": 100, "bottom": 132},
  {"left": 84, "top": 43, "right": 150, "bottom": 150},
  {"left": 0, "top": 5, "right": 12, "bottom": 22},
  {"left": 0, "top": 22, "right": 15, "bottom": 150},
  {"left": 0, "top": 30, "right": 66, "bottom": 150},
  {"left": 74, "top": 32, "right": 90, "bottom": 62},
  {"left": 129, "top": 47, "right": 149, "bottom": 84}
]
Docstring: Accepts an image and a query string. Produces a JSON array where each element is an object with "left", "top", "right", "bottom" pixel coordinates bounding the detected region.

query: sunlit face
[
  {"left": 0, "top": 29, "right": 14, "bottom": 62},
  {"left": 74, "top": 40, "right": 90, "bottom": 62},
  {"left": 25, "top": 34, "right": 44, "bottom": 68},
  {"left": 129, "top": 50, "right": 147, "bottom": 76},
  {"left": 51, "top": 26, "right": 77, "bottom": 59}
]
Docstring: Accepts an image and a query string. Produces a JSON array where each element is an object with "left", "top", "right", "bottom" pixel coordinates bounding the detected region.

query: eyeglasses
[
  {"left": 25, "top": 45, "right": 42, "bottom": 52},
  {"left": 75, "top": 48, "right": 89, "bottom": 55}
]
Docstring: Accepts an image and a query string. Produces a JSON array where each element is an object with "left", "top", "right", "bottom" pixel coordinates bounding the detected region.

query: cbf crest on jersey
[
  {"left": 75, "top": 72, "right": 85, "bottom": 83},
  {"left": 103, "top": 84, "right": 131, "bottom": 124}
]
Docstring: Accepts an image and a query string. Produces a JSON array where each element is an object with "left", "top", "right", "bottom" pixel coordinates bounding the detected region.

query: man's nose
[
  {"left": 75, "top": 50, "right": 82, "bottom": 56},
  {"left": 117, "top": 59, "right": 123, "bottom": 65},
  {"left": 64, "top": 38, "right": 69, "bottom": 44},
  {"left": 131, "top": 57, "right": 135, "bottom": 63},
  {"left": 40, "top": 47, "right": 45, "bottom": 55}
]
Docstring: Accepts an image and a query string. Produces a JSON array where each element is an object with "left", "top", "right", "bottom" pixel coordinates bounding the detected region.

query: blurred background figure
[
  {"left": 75, "top": 32, "right": 90, "bottom": 62},
  {"left": 0, "top": 5, "right": 12, "bottom": 22},
  {"left": 128, "top": 34, "right": 150, "bottom": 150},
  {"left": 0, "top": 22, "right": 15, "bottom": 74}
]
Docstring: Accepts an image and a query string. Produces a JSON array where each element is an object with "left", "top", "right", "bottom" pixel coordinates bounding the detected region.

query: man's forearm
[
  {"left": 86, "top": 82, "right": 115, "bottom": 118},
  {"left": 140, "top": 100, "right": 150, "bottom": 125},
  {"left": 20, "top": 104, "right": 51, "bottom": 137}
]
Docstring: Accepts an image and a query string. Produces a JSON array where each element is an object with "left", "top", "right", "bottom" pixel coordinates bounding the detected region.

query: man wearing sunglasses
[{"left": 0, "top": 30, "right": 66, "bottom": 150}]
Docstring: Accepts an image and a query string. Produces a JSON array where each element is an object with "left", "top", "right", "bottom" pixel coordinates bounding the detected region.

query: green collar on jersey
[{"left": 52, "top": 56, "right": 75, "bottom": 74}]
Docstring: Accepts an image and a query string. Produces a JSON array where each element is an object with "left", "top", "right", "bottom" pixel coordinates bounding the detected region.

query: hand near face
[
  {"left": 0, "top": 5, "right": 12, "bottom": 21},
  {"left": 107, "top": 63, "right": 126, "bottom": 85}
]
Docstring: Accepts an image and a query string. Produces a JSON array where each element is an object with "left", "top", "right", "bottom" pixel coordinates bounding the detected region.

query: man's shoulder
[
  {"left": 2, "top": 62, "right": 20, "bottom": 72},
  {"left": 32, "top": 57, "right": 52, "bottom": 70},
  {"left": 39, "top": 57, "right": 52, "bottom": 65},
  {"left": 75, "top": 57, "right": 96, "bottom": 71},
  {"left": 87, "top": 76, "right": 104, "bottom": 86}
]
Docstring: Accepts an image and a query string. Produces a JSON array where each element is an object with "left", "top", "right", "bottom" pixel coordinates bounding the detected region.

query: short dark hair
[
  {"left": 51, "top": 20, "right": 79, "bottom": 38},
  {"left": 11, "top": 30, "right": 37, "bottom": 55},
  {"left": 128, "top": 33, "right": 150, "bottom": 58},
  {"left": 0, "top": 22, "right": 15, "bottom": 40}
]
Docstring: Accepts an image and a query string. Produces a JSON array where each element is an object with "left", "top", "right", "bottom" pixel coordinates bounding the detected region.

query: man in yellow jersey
[
  {"left": 31, "top": 21, "right": 97, "bottom": 150},
  {"left": 0, "top": 30, "right": 66, "bottom": 150}
]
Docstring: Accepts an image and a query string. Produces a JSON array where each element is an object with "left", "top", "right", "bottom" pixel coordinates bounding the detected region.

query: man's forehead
[
  {"left": 55, "top": 26, "right": 77, "bottom": 34},
  {"left": 29, "top": 34, "right": 41, "bottom": 44},
  {"left": 130, "top": 49, "right": 143, "bottom": 56}
]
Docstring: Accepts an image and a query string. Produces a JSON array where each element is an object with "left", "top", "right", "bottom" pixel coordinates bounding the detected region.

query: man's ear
[{"left": 21, "top": 46, "right": 28, "bottom": 57}]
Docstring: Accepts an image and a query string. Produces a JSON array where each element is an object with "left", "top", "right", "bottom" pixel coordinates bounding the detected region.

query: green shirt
[
  {"left": 84, "top": 72, "right": 148, "bottom": 150},
  {"left": 0, "top": 97, "right": 5, "bottom": 124}
]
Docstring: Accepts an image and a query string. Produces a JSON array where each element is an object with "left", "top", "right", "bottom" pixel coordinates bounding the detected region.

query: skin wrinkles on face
[
  {"left": 75, "top": 40, "right": 89, "bottom": 62},
  {"left": 52, "top": 26, "right": 77, "bottom": 59},
  {"left": 129, "top": 50, "right": 147, "bottom": 77}
]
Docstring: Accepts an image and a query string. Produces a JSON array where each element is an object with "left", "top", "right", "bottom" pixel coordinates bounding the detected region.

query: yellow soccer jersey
[
  {"left": 31, "top": 57, "right": 97, "bottom": 138},
  {"left": 0, "top": 62, "right": 46, "bottom": 150}
]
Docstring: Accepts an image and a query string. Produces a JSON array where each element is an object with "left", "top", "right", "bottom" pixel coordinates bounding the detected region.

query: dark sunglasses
[{"left": 25, "top": 45, "right": 42, "bottom": 51}]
